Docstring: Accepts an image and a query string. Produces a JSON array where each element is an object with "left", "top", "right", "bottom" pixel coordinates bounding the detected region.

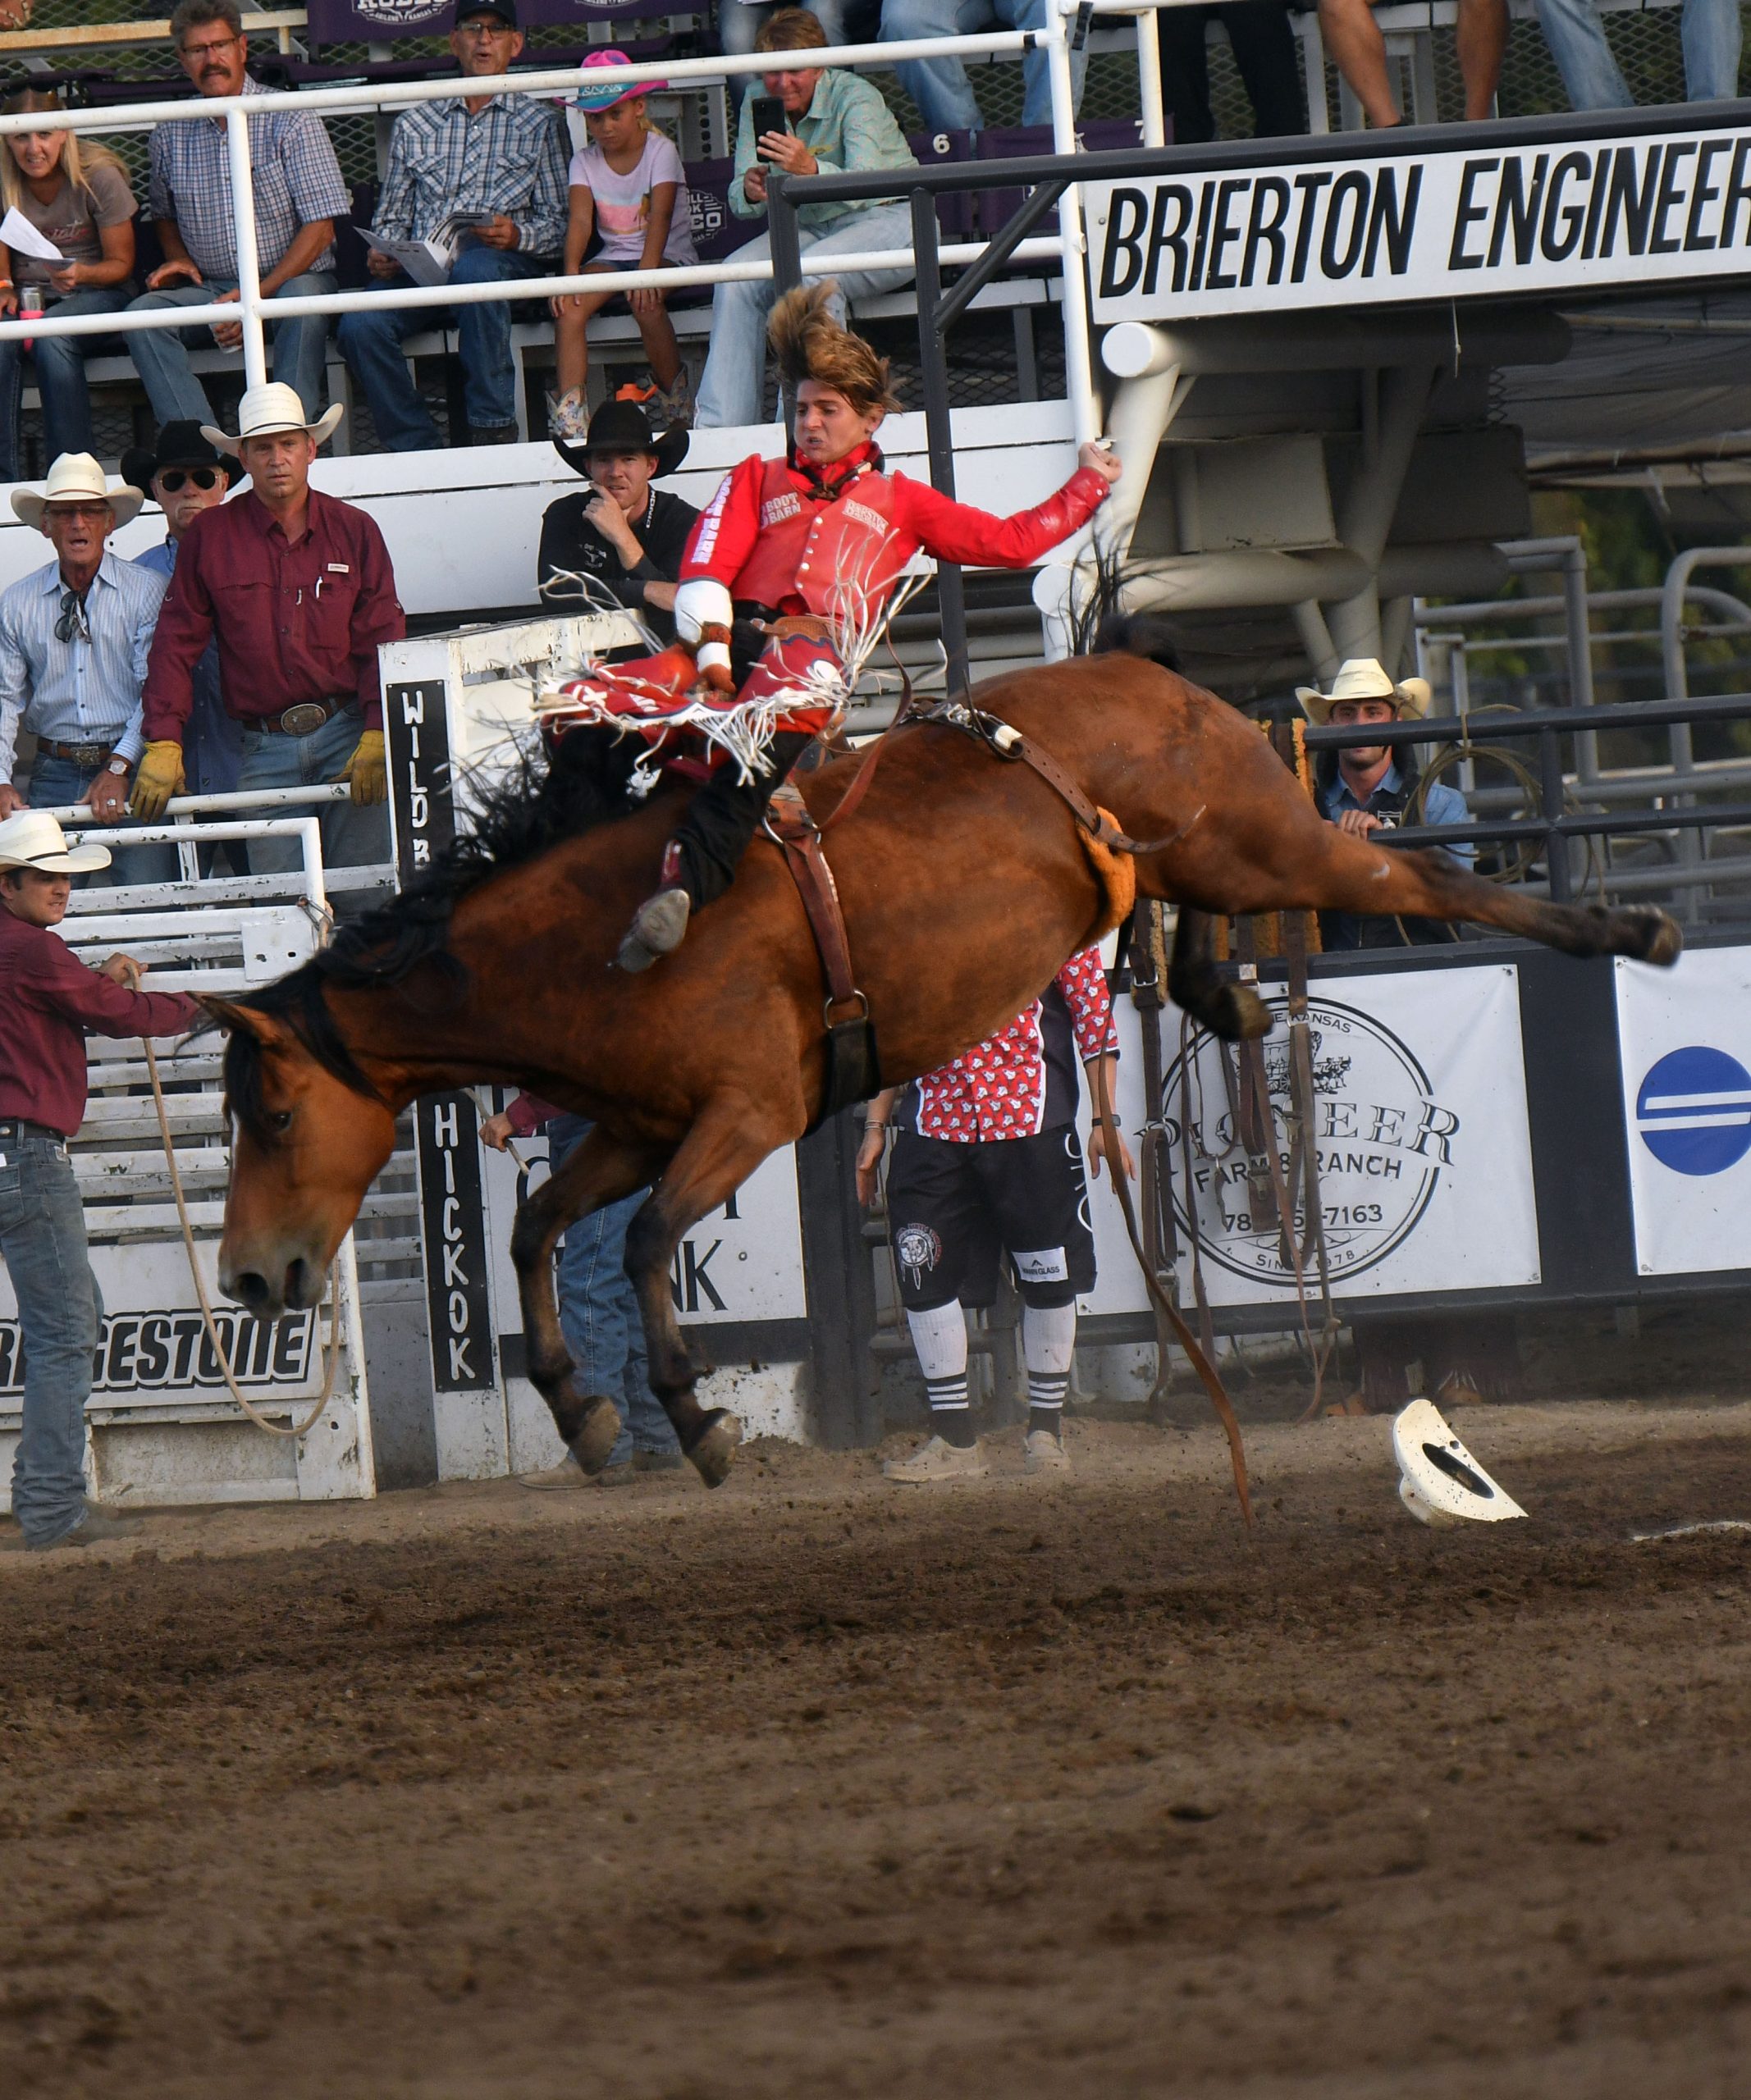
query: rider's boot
[{"left": 616, "top": 841, "right": 691, "bottom": 973}]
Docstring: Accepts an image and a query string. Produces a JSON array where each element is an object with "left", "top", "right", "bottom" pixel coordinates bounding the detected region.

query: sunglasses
[
  {"left": 54, "top": 587, "right": 89, "bottom": 645},
  {"left": 156, "top": 465, "right": 223, "bottom": 493}
]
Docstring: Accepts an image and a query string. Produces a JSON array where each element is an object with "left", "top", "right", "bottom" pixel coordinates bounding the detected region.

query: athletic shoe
[
  {"left": 615, "top": 887, "right": 690, "bottom": 972},
  {"left": 654, "top": 368, "right": 693, "bottom": 427},
  {"left": 1024, "top": 1429, "right": 1072, "bottom": 1476},
  {"left": 882, "top": 1436, "right": 988, "bottom": 1484},
  {"left": 549, "top": 386, "right": 589, "bottom": 440},
  {"left": 632, "top": 1449, "right": 684, "bottom": 1473}
]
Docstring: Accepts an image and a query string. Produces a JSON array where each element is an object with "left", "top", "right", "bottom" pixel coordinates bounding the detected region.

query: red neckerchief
[{"left": 787, "top": 438, "right": 884, "bottom": 504}]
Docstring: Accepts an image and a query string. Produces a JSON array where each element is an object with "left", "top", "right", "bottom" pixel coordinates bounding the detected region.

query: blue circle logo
[{"left": 1636, "top": 1045, "right": 1751, "bottom": 1176}]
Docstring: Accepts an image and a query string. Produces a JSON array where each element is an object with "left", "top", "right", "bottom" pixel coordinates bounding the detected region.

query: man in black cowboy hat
[
  {"left": 537, "top": 401, "right": 697, "bottom": 636},
  {"left": 123, "top": 421, "right": 242, "bottom": 798}
]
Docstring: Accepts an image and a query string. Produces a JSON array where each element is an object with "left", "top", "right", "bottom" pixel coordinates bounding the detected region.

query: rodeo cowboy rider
[{"left": 554, "top": 284, "right": 1121, "bottom": 972}]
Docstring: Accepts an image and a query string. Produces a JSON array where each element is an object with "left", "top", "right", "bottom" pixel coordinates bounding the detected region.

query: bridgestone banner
[{"left": 1086, "top": 125, "right": 1751, "bottom": 322}]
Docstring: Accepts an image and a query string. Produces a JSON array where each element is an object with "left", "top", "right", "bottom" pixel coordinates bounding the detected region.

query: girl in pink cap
[{"left": 551, "top": 51, "right": 697, "bottom": 437}]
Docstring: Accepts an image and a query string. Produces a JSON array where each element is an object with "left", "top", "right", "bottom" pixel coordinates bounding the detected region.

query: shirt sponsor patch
[
  {"left": 761, "top": 491, "right": 803, "bottom": 527},
  {"left": 840, "top": 499, "right": 888, "bottom": 532},
  {"left": 1013, "top": 1246, "right": 1069, "bottom": 1283}
]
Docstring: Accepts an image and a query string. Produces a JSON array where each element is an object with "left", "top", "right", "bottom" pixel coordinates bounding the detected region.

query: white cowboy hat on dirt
[
  {"left": 0, "top": 807, "right": 111, "bottom": 874},
  {"left": 202, "top": 381, "right": 344, "bottom": 458},
  {"left": 11, "top": 450, "right": 144, "bottom": 532},
  {"left": 1296, "top": 657, "right": 1433, "bottom": 726},
  {"left": 1392, "top": 1398, "right": 1527, "bottom": 1529}
]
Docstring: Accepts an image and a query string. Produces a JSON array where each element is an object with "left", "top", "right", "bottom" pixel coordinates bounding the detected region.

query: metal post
[
  {"left": 1045, "top": 0, "right": 1100, "bottom": 445},
  {"left": 1134, "top": 4, "right": 1167, "bottom": 147},
  {"left": 1539, "top": 724, "right": 1572, "bottom": 904},
  {"left": 912, "top": 187, "right": 972, "bottom": 699},
  {"left": 766, "top": 170, "right": 805, "bottom": 435},
  {"left": 224, "top": 104, "right": 269, "bottom": 390}
]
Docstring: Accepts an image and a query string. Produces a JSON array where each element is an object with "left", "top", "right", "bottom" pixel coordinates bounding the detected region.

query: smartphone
[{"left": 748, "top": 94, "right": 789, "bottom": 158}]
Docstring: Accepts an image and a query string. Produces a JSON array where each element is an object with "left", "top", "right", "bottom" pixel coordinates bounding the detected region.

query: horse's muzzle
[{"left": 222, "top": 1249, "right": 323, "bottom": 1318}]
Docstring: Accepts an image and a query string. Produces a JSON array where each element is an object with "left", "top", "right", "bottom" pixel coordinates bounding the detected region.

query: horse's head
[{"left": 208, "top": 993, "right": 399, "bottom": 1318}]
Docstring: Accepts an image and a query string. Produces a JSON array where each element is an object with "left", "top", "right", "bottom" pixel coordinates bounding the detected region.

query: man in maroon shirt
[
  {"left": 132, "top": 383, "right": 405, "bottom": 881},
  {"left": 0, "top": 810, "right": 200, "bottom": 1550}
]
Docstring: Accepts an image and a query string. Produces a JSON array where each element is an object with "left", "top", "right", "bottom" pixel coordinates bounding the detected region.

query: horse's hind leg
[
  {"left": 1282, "top": 829, "right": 1683, "bottom": 963},
  {"left": 510, "top": 1123, "right": 665, "bottom": 1475},
  {"left": 1168, "top": 907, "right": 1272, "bottom": 1041},
  {"left": 624, "top": 1090, "right": 800, "bottom": 1487}
]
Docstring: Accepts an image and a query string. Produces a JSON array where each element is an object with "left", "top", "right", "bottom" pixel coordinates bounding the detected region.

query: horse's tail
[
  {"left": 1065, "top": 528, "right": 1182, "bottom": 673},
  {"left": 1088, "top": 609, "right": 1182, "bottom": 673}
]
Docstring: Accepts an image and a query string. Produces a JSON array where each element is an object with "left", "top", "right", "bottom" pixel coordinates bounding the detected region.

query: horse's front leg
[
  {"left": 509, "top": 1122, "right": 665, "bottom": 1473},
  {"left": 624, "top": 1089, "right": 801, "bottom": 1487}
]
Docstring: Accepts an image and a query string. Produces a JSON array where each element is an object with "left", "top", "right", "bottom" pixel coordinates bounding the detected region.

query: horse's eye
[{"left": 267, "top": 1111, "right": 294, "bottom": 1135}]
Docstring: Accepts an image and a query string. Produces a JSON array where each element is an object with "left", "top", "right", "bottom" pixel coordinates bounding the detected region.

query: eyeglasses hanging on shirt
[{"left": 54, "top": 588, "right": 91, "bottom": 646}]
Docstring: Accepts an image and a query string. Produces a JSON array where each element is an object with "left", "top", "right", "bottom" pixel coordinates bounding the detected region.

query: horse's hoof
[
  {"left": 1630, "top": 907, "right": 1683, "bottom": 967},
  {"left": 684, "top": 1408, "right": 743, "bottom": 1489},
  {"left": 567, "top": 1396, "right": 623, "bottom": 1477},
  {"left": 1227, "top": 984, "right": 1273, "bottom": 1040}
]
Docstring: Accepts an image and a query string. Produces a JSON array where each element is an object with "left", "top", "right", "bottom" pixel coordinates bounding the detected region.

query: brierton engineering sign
[{"left": 1086, "top": 122, "right": 1751, "bottom": 322}]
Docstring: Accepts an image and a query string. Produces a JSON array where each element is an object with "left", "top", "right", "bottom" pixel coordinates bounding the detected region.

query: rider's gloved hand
[{"left": 345, "top": 729, "right": 388, "bottom": 806}]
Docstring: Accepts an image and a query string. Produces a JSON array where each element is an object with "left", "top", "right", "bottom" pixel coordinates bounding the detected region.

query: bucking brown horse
[{"left": 210, "top": 630, "right": 1680, "bottom": 1485}]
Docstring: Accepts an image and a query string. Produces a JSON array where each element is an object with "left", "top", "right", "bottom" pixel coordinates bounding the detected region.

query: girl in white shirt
[{"left": 551, "top": 56, "right": 697, "bottom": 438}]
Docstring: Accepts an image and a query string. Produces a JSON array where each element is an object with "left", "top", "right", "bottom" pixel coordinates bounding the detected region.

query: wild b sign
[{"left": 1086, "top": 122, "right": 1751, "bottom": 323}]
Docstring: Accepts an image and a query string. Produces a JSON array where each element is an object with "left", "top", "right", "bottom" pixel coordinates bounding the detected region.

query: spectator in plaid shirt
[
  {"left": 336, "top": 0, "right": 570, "bottom": 450},
  {"left": 124, "top": 0, "right": 348, "bottom": 427}
]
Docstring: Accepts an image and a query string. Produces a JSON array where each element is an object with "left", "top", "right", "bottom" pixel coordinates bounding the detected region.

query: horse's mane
[{"left": 217, "top": 736, "right": 628, "bottom": 1138}]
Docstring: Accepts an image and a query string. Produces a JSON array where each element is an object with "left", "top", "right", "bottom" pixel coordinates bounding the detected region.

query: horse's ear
[{"left": 200, "top": 995, "right": 280, "bottom": 1045}]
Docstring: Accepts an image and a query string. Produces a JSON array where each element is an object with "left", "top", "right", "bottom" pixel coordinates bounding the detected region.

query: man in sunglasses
[
  {"left": 122, "top": 422, "right": 242, "bottom": 800},
  {"left": 0, "top": 453, "right": 175, "bottom": 885}
]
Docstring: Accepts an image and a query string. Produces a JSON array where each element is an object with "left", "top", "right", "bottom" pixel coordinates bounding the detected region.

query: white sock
[
  {"left": 1022, "top": 1300, "right": 1077, "bottom": 1416},
  {"left": 907, "top": 1301, "right": 971, "bottom": 1431}
]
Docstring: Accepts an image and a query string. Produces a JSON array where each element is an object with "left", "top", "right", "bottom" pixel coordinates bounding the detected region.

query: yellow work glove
[
  {"left": 129, "top": 740, "right": 185, "bottom": 820},
  {"left": 345, "top": 728, "right": 386, "bottom": 806}
]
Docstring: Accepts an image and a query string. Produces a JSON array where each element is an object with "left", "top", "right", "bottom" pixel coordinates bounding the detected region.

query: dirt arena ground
[{"left": 3, "top": 1399, "right": 1750, "bottom": 2099}]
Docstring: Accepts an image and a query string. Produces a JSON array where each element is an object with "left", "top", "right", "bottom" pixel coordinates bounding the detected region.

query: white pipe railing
[{"left": 0, "top": 25, "right": 1116, "bottom": 436}]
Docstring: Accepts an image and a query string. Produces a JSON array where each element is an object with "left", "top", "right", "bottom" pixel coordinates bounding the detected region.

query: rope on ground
[{"left": 126, "top": 963, "right": 341, "bottom": 1440}]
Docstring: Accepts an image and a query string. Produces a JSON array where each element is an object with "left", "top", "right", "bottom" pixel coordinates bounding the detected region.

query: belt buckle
[{"left": 278, "top": 702, "right": 330, "bottom": 737}]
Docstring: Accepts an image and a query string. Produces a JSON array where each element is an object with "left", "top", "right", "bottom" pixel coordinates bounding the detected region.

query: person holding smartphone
[{"left": 693, "top": 7, "right": 917, "bottom": 431}]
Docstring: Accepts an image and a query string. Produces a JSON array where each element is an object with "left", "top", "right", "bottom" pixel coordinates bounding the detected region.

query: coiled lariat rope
[{"left": 124, "top": 963, "right": 341, "bottom": 1440}]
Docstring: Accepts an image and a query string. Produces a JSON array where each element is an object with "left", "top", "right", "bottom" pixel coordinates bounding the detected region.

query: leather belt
[
  {"left": 0, "top": 1116, "right": 65, "bottom": 1144},
  {"left": 256, "top": 697, "right": 349, "bottom": 737},
  {"left": 38, "top": 737, "right": 117, "bottom": 769}
]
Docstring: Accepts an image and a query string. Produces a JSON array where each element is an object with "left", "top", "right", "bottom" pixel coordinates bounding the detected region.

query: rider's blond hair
[{"left": 767, "top": 282, "right": 901, "bottom": 419}]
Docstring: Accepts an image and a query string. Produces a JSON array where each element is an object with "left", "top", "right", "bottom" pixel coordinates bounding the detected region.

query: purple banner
[{"left": 308, "top": 0, "right": 658, "bottom": 41}]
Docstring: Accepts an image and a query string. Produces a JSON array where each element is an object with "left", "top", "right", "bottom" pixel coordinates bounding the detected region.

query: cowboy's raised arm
[{"left": 890, "top": 445, "right": 1118, "bottom": 570}]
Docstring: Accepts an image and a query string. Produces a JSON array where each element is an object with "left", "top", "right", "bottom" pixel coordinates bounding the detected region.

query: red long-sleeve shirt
[
  {"left": 0, "top": 906, "right": 201, "bottom": 1138},
  {"left": 679, "top": 450, "right": 1109, "bottom": 608},
  {"left": 141, "top": 488, "right": 405, "bottom": 742}
]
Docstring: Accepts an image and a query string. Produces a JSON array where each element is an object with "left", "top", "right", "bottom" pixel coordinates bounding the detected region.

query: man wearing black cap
[
  {"left": 123, "top": 421, "right": 242, "bottom": 798},
  {"left": 536, "top": 402, "right": 698, "bottom": 635}
]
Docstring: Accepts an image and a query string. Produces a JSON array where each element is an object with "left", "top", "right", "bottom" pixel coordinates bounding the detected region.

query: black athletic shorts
[{"left": 885, "top": 1125, "right": 1097, "bottom": 1313}]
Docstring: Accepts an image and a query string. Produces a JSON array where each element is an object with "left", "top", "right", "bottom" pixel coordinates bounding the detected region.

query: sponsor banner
[
  {"left": 1615, "top": 949, "right": 1751, "bottom": 1276},
  {"left": 1086, "top": 124, "right": 1751, "bottom": 323},
  {"left": 0, "top": 1243, "right": 314, "bottom": 1409},
  {"left": 479, "top": 1116, "right": 810, "bottom": 1333},
  {"left": 309, "top": 0, "right": 655, "bottom": 38},
  {"left": 1081, "top": 964, "right": 1538, "bottom": 1312}
]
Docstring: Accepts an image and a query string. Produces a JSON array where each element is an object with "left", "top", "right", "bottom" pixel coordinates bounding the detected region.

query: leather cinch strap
[{"left": 764, "top": 780, "right": 865, "bottom": 1023}]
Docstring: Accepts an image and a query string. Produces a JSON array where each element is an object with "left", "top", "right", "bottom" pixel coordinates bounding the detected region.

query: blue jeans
[
  {"left": 549, "top": 1114, "right": 679, "bottom": 1467},
  {"left": 879, "top": 0, "right": 1086, "bottom": 135},
  {"left": 694, "top": 203, "right": 914, "bottom": 428},
  {"left": 28, "top": 753, "right": 177, "bottom": 888},
  {"left": 1534, "top": 0, "right": 1740, "bottom": 105},
  {"left": 336, "top": 247, "right": 551, "bottom": 449},
  {"left": 720, "top": 0, "right": 873, "bottom": 53},
  {"left": 124, "top": 270, "right": 336, "bottom": 426},
  {"left": 0, "top": 285, "right": 131, "bottom": 480},
  {"left": 235, "top": 704, "right": 389, "bottom": 879},
  {"left": 0, "top": 1130, "right": 101, "bottom": 1549}
]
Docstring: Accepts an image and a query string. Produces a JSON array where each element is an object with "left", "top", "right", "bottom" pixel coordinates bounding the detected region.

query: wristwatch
[{"left": 106, "top": 756, "right": 130, "bottom": 776}]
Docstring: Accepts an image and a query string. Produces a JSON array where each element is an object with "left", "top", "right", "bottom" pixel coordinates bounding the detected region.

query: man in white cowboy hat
[
  {"left": 134, "top": 383, "right": 403, "bottom": 880},
  {"left": 0, "top": 454, "right": 176, "bottom": 888},
  {"left": 0, "top": 810, "right": 200, "bottom": 1550},
  {"left": 1296, "top": 657, "right": 1474, "bottom": 951}
]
